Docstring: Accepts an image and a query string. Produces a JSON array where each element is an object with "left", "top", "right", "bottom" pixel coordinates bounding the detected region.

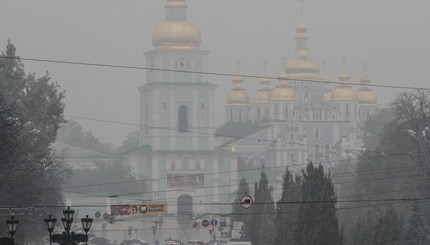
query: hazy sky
[{"left": 1, "top": 0, "right": 429, "bottom": 145}]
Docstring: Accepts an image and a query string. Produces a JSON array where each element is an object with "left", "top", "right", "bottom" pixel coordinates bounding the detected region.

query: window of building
[
  {"left": 170, "top": 161, "right": 175, "bottom": 170},
  {"left": 178, "top": 105, "right": 189, "bottom": 132},
  {"left": 284, "top": 106, "right": 288, "bottom": 119},
  {"left": 315, "top": 128, "right": 320, "bottom": 139},
  {"left": 163, "top": 102, "right": 167, "bottom": 111},
  {"left": 274, "top": 104, "right": 279, "bottom": 119},
  {"left": 195, "top": 161, "right": 200, "bottom": 169},
  {"left": 201, "top": 102, "right": 205, "bottom": 111},
  {"left": 182, "top": 159, "right": 189, "bottom": 169},
  {"left": 239, "top": 109, "right": 242, "bottom": 122}
]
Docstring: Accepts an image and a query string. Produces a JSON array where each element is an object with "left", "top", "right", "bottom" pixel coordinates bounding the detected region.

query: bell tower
[{"left": 139, "top": 0, "right": 216, "bottom": 151}]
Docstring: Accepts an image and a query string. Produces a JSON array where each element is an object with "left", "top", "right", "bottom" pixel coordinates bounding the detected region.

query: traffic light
[{"left": 209, "top": 226, "right": 214, "bottom": 235}]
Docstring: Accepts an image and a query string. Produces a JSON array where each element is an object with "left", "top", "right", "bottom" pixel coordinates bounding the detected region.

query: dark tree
[
  {"left": 403, "top": 203, "right": 429, "bottom": 245},
  {"left": 0, "top": 40, "right": 67, "bottom": 244},
  {"left": 274, "top": 168, "right": 302, "bottom": 245},
  {"left": 245, "top": 170, "right": 273, "bottom": 245},
  {"left": 230, "top": 176, "right": 251, "bottom": 235},
  {"left": 299, "top": 163, "right": 341, "bottom": 245},
  {"left": 57, "top": 119, "right": 111, "bottom": 152},
  {"left": 372, "top": 208, "right": 402, "bottom": 245}
]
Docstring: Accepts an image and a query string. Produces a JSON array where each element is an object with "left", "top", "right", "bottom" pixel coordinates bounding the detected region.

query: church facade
[
  {"left": 126, "top": 0, "right": 377, "bottom": 240},
  {"left": 217, "top": 18, "right": 378, "bottom": 178}
]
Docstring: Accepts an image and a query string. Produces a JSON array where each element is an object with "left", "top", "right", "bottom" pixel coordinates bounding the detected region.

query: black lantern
[
  {"left": 6, "top": 216, "right": 19, "bottom": 239},
  {"left": 44, "top": 215, "right": 57, "bottom": 234},
  {"left": 81, "top": 215, "right": 93, "bottom": 234},
  {"left": 62, "top": 207, "right": 74, "bottom": 223},
  {"left": 61, "top": 218, "right": 71, "bottom": 233},
  {"left": 45, "top": 207, "right": 93, "bottom": 245}
]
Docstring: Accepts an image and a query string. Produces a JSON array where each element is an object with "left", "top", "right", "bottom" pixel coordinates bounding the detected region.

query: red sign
[
  {"left": 202, "top": 219, "right": 209, "bottom": 227},
  {"left": 240, "top": 195, "right": 254, "bottom": 209}
]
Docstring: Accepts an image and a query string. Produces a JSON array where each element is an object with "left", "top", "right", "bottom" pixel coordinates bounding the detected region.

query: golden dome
[
  {"left": 331, "top": 69, "right": 358, "bottom": 101},
  {"left": 358, "top": 86, "right": 377, "bottom": 106},
  {"left": 254, "top": 75, "right": 272, "bottom": 104},
  {"left": 227, "top": 76, "right": 250, "bottom": 106},
  {"left": 284, "top": 18, "right": 320, "bottom": 79},
  {"left": 271, "top": 80, "right": 297, "bottom": 101},
  {"left": 152, "top": 0, "right": 201, "bottom": 50},
  {"left": 358, "top": 73, "right": 377, "bottom": 105}
]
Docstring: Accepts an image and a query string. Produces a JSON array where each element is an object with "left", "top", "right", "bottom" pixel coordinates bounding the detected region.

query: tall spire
[{"left": 284, "top": 17, "right": 319, "bottom": 79}]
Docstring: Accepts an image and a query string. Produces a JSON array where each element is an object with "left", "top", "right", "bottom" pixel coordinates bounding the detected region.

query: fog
[{"left": 1, "top": 0, "right": 429, "bottom": 145}]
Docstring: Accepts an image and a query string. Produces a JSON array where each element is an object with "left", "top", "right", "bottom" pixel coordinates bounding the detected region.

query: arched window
[
  {"left": 315, "top": 128, "right": 320, "bottom": 139},
  {"left": 178, "top": 105, "right": 189, "bottom": 132}
]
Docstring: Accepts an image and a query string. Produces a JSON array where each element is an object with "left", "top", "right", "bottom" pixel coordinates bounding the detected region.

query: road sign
[
  {"left": 240, "top": 194, "right": 254, "bottom": 209},
  {"left": 192, "top": 222, "right": 198, "bottom": 228},
  {"left": 202, "top": 219, "right": 209, "bottom": 227},
  {"left": 211, "top": 219, "right": 218, "bottom": 226},
  {"left": 221, "top": 232, "right": 228, "bottom": 239}
]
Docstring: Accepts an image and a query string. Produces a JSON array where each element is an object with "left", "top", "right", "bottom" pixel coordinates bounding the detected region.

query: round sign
[
  {"left": 202, "top": 219, "right": 209, "bottom": 227},
  {"left": 192, "top": 222, "right": 198, "bottom": 228},
  {"left": 240, "top": 194, "right": 254, "bottom": 209},
  {"left": 211, "top": 219, "right": 218, "bottom": 226}
]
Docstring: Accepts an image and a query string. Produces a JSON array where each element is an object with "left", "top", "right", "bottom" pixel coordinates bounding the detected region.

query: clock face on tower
[{"left": 176, "top": 58, "right": 190, "bottom": 71}]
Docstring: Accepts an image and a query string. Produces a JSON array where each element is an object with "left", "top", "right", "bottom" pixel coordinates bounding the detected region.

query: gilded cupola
[
  {"left": 152, "top": 0, "right": 201, "bottom": 50},
  {"left": 271, "top": 72, "right": 297, "bottom": 101},
  {"left": 227, "top": 75, "right": 250, "bottom": 106},
  {"left": 254, "top": 74, "right": 273, "bottom": 104},
  {"left": 331, "top": 69, "right": 359, "bottom": 101},
  {"left": 358, "top": 73, "right": 377, "bottom": 106},
  {"left": 284, "top": 18, "right": 320, "bottom": 80}
]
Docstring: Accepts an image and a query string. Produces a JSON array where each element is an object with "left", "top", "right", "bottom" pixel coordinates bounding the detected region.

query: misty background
[{"left": 1, "top": 0, "right": 428, "bottom": 145}]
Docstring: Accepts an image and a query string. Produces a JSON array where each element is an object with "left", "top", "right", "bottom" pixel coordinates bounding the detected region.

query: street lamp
[
  {"left": 6, "top": 216, "right": 19, "bottom": 239},
  {"left": 0, "top": 216, "right": 19, "bottom": 245},
  {"left": 44, "top": 207, "right": 93, "bottom": 245}
]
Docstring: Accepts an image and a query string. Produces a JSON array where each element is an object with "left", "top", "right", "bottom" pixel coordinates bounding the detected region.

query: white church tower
[{"left": 130, "top": 0, "right": 238, "bottom": 240}]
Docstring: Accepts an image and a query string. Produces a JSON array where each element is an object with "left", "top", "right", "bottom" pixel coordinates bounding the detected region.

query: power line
[
  {"left": 63, "top": 114, "right": 419, "bottom": 159},
  {"left": 1, "top": 55, "right": 429, "bottom": 91}
]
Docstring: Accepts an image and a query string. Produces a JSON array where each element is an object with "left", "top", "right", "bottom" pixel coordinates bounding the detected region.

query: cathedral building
[
  {"left": 125, "top": 0, "right": 377, "bottom": 240},
  {"left": 217, "top": 18, "right": 378, "bottom": 175}
]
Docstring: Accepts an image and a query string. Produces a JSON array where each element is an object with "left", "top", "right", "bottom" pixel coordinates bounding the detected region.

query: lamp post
[
  {"left": 0, "top": 216, "right": 19, "bottom": 245},
  {"left": 44, "top": 207, "right": 93, "bottom": 245}
]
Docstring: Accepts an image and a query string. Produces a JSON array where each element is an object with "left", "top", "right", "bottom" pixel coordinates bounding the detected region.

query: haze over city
[{"left": 1, "top": 0, "right": 428, "bottom": 145}]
